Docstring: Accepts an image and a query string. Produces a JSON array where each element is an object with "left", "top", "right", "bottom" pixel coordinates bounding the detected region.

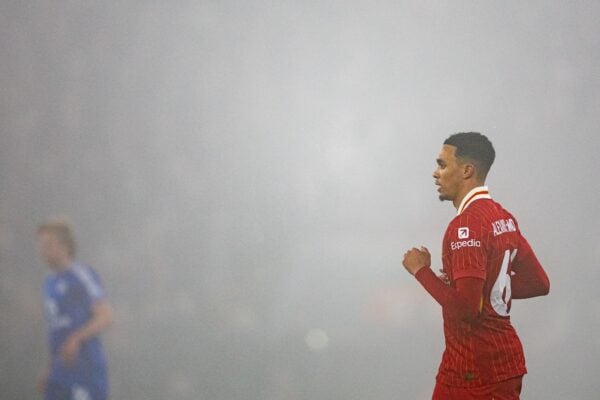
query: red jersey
[{"left": 436, "top": 186, "right": 542, "bottom": 387}]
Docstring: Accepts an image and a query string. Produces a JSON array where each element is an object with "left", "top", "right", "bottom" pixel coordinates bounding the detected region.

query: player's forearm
[
  {"left": 415, "top": 267, "right": 482, "bottom": 321},
  {"left": 511, "top": 269, "right": 550, "bottom": 298},
  {"left": 71, "top": 302, "right": 112, "bottom": 342},
  {"left": 511, "top": 251, "right": 550, "bottom": 299}
]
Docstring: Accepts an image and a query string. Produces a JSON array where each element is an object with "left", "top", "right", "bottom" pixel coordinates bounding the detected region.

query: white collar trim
[{"left": 457, "top": 186, "right": 491, "bottom": 215}]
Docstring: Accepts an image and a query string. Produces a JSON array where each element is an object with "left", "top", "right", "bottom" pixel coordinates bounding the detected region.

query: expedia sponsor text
[{"left": 451, "top": 239, "right": 481, "bottom": 250}]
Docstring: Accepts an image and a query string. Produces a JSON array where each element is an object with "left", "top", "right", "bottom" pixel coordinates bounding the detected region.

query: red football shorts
[{"left": 432, "top": 376, "right": 523, "bottom": 400}]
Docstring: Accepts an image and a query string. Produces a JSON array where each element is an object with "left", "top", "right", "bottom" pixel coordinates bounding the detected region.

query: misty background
[{"left": 1, "top": 1, "right": 599, "bottom": 399}]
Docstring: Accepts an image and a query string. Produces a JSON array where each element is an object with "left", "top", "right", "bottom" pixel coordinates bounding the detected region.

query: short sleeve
[
  {"left": 73, "top": 266, "right": 106, "bottom": 303},
  {"left": 448, "top": 214, "right": 488, "bottom": 281}
]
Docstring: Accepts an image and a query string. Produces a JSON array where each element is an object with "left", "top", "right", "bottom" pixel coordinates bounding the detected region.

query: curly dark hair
[{"left": 444, "top": 132, "right": 495, "bottom": 179}]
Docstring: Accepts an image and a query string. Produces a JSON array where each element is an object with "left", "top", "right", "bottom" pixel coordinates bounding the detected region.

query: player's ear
[{"left": 462, "top": 163, "right": 476, "bottom": 179}]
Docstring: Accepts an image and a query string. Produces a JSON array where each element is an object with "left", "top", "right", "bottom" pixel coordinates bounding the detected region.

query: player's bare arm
[
  {"left": 35, "top": 365, "right": 49, "bottom": 393},
  {"left": 59, "top": 300, "right": 113, "bottom": 365}
]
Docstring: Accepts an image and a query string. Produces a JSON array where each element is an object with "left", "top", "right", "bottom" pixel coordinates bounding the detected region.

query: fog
[{"left": 1, "top": 1, "right": 599, "bottom": 399}]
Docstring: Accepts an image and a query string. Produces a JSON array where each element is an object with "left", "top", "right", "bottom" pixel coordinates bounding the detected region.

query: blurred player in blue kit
[{"left": 36, "top": 218, "right": 112, "bottom": 400}]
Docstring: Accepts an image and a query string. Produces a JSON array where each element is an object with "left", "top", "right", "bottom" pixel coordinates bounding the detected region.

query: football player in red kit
[{"left": 402, "top": 132, "right": 550, "bottom": 400}]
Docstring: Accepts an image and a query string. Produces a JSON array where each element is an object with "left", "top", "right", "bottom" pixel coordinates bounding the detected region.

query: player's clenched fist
[{"left": 402, "top": 246, "right": 431, "bottom": 276}]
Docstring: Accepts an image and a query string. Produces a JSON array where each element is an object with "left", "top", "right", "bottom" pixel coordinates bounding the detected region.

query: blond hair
[{"left": 37, "top": 217, "right": 77, "bottom": 256}]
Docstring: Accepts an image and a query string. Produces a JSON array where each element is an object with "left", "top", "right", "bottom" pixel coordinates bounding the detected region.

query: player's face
[
  {"left": 37, "top": 232, "right": 69, "bottom": 269},
  {"left": 433, "top": 145, "right": 463, "bottom": 202}
]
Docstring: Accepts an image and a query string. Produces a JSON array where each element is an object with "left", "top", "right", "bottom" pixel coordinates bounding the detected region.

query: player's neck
[
  {"left": 51, "top": 257, "right": 74, "bottom": 272},
  {"left": 453, "top": 182, "right": 486, "bottom": 210}
]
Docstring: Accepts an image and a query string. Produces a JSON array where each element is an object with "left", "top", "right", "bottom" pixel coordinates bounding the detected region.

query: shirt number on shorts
[{"left": 490, "top": 249, "right": 517, "bottom": 316}]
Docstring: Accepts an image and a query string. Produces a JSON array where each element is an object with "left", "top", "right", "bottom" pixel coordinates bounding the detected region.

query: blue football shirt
[{"left": 43, "top": 264, "right": 108, "bottom": 383}]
